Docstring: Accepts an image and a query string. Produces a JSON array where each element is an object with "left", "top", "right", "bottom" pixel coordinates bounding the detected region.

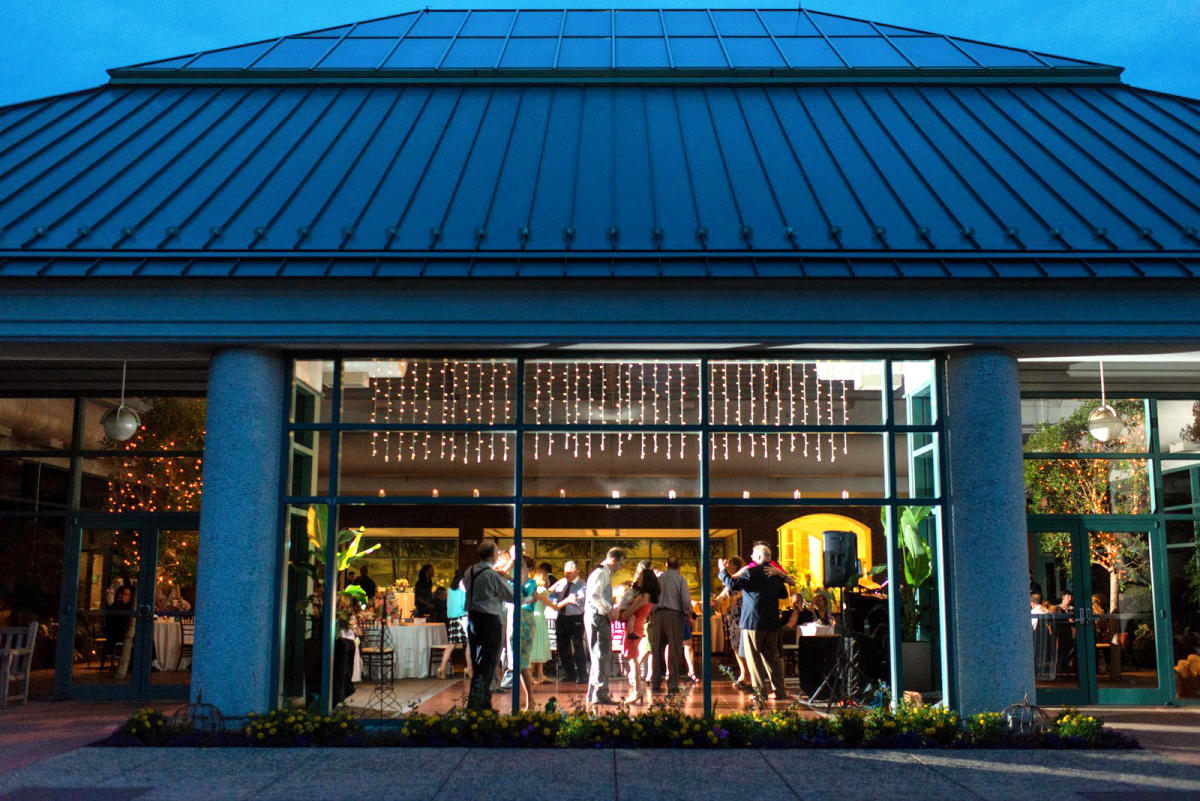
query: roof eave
[{"left": 105, "top": 65, "right": 1125, "bottom": 86}]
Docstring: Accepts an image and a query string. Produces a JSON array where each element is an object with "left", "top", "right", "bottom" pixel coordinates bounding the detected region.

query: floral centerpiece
[{"left": 394, "top": 578, "right": 411, "bottom": 591}]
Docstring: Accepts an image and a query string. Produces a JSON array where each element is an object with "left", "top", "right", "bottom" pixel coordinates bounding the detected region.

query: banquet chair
[
  {"left": 0, "top": 622, "right": 37, "bottom": 710},
  {"left": 359, "top": 621, "right": 394, "bottom": 684},
  {"left": 179, "top": 617, "right": 195, "bottom": 670},
  {"left": 429, "top": 642, "right": 454, "bottom": 677},
  {"left": 610, "top": 620, "right": 628, "bottom": 678}
]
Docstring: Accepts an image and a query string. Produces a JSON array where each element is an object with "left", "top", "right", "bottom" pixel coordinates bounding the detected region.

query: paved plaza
[
  {"left": 3, "top": 700, "right": 1200, "bottom": 800},
  {"left": 2, "top": 745, "right": 1200, "bottom": 801}
]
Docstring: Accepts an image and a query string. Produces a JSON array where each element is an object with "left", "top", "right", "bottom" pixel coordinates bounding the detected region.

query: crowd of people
[{"left": 448, "top": 539, "right": 838, "bottom": 711}]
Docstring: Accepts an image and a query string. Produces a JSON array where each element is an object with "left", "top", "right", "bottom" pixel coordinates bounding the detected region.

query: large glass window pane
[
  {"left": 524, "top": 432, "right": 701, "bottom": 498},
  {"left": 896, "top": 433, "right": 939, "bottom": 499},
  {"left": 893, "top": 360, "right": 937, "bottom": 426},
  {"left": 0, "top": 516, "right": 65, "bottom": 657},
  {"left": 72, "top": 527, "right": 140, "bottom": 688},
  {"left": 0, "top": 455, "right": 71, "bottom": 511},
  {"left": 526, "top": 360, "right": 701, "bottom": 426},
  {"left": 1090, "top": 528, "right": 1159, "bottom": 692},
  {"left": 1168, "top": 543, "right": 1200, "bottom": 700},
  {"left": 0, "top": 398, "right": 75, "bottom": 450},
  {"left": 1158, "top": 400, "right": 1200, "bottom": 455},
  {"left": 80, "top": 455, "right": 204, "bottom": 513},
  {"left": 1163, "top": 464, "right": 1199, "bottom": 513},
  {"left": 342, "top": 358, "right": 517, "bottom": 425},
  {"left": 81, "top": 397, "right": 207, "bottom": 451},
  {"left": 293, "top": 360, "right": 335, "bottom": 424},
  {"left": 323, "top": 503, "right": 514, "bottom": 716},
  {"left": 1022, "top": 398, "right": 1148, "bottom": 454},
  {"left": 521, "top": 504, "right": 704, "bottom": 712},
  {"left": 1025, "top": 458, "right": 1151, "bottom": 514},
  {"left": 708, "top": 360, "right": 884, "bottom": 426},
  {"left": 340, "top": 431, "right": 515, "bottom": 498},
  {"left": 712, "top": 504, "right": 891, "bottom": 705},
  {"left": 709, "top": 432, "right": 886, "bottom": 499}
]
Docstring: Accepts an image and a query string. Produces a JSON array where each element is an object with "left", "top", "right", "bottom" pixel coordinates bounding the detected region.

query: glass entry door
[
  {"left": 1027, "top": 518, "right": 1170, "bottom": 705},
  {"left": 58, "top": 515, "right": 199, "bottom": 700}
]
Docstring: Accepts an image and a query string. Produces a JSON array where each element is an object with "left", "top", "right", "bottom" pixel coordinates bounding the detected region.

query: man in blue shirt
[{"left": 718, "top": 544, "right": 791, "bottom": 701}]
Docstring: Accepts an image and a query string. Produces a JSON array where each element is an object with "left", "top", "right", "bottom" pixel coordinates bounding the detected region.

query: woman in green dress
[{"left": 529, "top": 565, "right": 554, "bottom": 683}]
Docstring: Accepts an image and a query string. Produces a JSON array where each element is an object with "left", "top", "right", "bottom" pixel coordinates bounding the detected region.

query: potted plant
[{"left": 882, "top": 506, "right": 936, "bottom": 694}]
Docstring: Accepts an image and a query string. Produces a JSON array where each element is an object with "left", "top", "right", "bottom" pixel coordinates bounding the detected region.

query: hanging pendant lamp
[
  {"left": 1086, "top": 361, "right": 1124, "bottom": 443},
  {"left": 101, "top": 361, "right": 141, "bottom": 442}
]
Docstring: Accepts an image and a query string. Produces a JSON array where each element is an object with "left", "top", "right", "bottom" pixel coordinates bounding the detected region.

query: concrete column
[
  {"left": 192, "top": 349, "right": 286, "bottom": 715},
  {"left": 945, "top": 349, "right": 1035, "bottom": 714}
]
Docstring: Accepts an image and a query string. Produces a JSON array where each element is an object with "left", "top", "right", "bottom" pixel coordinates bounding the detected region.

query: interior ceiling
[{"left": 359, "top": 526, "right": 738, "bottom": 539}]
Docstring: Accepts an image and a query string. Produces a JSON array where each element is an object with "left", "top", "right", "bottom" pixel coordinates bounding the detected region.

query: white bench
[{"left": 1, "top": 622, "right": 38, "bottom": 709}]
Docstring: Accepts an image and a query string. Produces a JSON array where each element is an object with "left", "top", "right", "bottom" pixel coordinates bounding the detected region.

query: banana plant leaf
[{"left": 881, "top": 506, "right": 933, "bottom": 589}]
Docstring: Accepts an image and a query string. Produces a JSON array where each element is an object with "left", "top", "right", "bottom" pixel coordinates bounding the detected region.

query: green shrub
[
  {"left": 966, "top": 711, "right": 1007, "bottom": 745},
  {"left": 118, "top": 708, "right": 171, "bottom": 745},
  {"left": 242, "top": 707, "right": 361, "bottom": 746},
  {"left": 1054, "top": 710, "right": 1104, "bottom": 744}
]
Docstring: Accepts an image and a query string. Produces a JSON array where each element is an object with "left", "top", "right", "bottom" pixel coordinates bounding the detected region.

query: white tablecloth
[
  {"left": 383, "top": 623, "right": 448, "bottom": 679},
  {"left": 152, "top": 619, "right": 185, "bottom": 671}
]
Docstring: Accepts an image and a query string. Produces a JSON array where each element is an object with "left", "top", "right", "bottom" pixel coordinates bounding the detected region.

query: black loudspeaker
[{"left": 822, "top": 530, "right": 861, "bottom": 589}]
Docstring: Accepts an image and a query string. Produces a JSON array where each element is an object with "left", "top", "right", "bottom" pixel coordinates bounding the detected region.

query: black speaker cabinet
[{"left": 822, "top": 530, "right": 861, "bottom": 589}]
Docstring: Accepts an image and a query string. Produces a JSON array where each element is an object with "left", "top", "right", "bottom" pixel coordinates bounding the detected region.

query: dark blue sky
[{"left": 2, "top": 1, "right": 1196, "bottom": 106}]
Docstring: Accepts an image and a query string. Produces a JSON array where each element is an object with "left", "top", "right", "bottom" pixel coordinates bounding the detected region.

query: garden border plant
[{"left": 102, "top": 702, "right": 1135, "bottom": 750}]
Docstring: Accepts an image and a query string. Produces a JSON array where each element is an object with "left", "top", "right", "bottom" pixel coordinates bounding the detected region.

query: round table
[
  {"left": 384, "top": 623, "right": 449, "bottom": 679},
  {"left": 152, "top": 618, "right": 183, "bottom": 671}
]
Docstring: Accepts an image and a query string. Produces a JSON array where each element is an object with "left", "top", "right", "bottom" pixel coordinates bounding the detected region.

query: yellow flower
[
  {"left": 340, "top": 722, "right": 348, "bottom": 729},
  {"left": 542, "top": 728, "right": 551, "bottom": 736},
  {"left": 924, "top": 727, "right": 936, "bottom": 736}
]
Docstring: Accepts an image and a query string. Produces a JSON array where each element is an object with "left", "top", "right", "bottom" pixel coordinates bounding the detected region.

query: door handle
[{"left": 137, "top": 604, "right": 152, "bottom": 621}]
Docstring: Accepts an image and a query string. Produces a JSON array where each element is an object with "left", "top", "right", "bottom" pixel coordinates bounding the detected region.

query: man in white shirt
[{"left": 584, "top": 547, "right": 625, "bottom": 706}]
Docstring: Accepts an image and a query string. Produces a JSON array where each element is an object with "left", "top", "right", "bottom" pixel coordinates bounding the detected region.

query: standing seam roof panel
[{"left": 479, "top": 86, "right": 555, "bottom": 251}]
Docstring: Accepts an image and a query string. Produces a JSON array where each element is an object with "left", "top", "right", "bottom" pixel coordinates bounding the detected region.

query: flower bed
[{"left": 101, "top": 703, "right": 1134, "bottom": 750}]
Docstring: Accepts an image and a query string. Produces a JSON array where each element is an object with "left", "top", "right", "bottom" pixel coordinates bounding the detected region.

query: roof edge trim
[{"left": 106, "top": 65, "right": 1124, "bottom": 86}]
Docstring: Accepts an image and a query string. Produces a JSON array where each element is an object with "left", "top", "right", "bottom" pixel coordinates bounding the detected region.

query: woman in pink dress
[{"left": 619, "top": 560, "right": 660, "bottom": 704}]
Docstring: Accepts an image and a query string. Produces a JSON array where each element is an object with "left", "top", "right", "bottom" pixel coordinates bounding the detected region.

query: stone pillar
[
  {"left": 192, "top": 349, "right": 286, "bottom": 715},
  {"left": 945, "top": 349, "right": 1034, "bottom": 713}
]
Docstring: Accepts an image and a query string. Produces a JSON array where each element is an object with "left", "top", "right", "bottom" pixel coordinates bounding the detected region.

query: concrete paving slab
[
  {"left": 261, "top": 748, "right": 471, "bottom": 801},
  {"left": 0, "top": 748, "right": 165, "bottom": 794},
  {"left": 909, "top": 750, "right": 1200, "bottom": 800},
  {"left": 434, "top": 748, "right": 615, "bottom": 800},
  {"left": 762, "top": 750, "right": 984, "bottom": 801},
  {"left": 615, "top": 749, "right": 792, "bottom": 801}
]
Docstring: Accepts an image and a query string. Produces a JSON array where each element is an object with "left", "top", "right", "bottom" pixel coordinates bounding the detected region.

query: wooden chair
[
  {"left": 359, "top": 621, "right": 394, "bottom": 684},
  {"left": 179, "top": 617, "right": 195, "bottom": 670},
  {"left": 1, "top": 622, "right": 38, "bottom": 710}
]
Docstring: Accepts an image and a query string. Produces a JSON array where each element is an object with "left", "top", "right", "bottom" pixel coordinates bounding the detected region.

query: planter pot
[{"left": 902, "top": 640, "right": 934, "bottom": 694}]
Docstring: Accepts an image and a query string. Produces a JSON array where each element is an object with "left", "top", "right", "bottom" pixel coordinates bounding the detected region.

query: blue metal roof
[
  {"left": 1, "top": 81, "right": 1197, "bottom": 259},
  {"left": 111, "top": 8, "right": 1117, "bottom": 78},
  {"left": 1, "top": 254, "right": 1196, "bottom": 279}
]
